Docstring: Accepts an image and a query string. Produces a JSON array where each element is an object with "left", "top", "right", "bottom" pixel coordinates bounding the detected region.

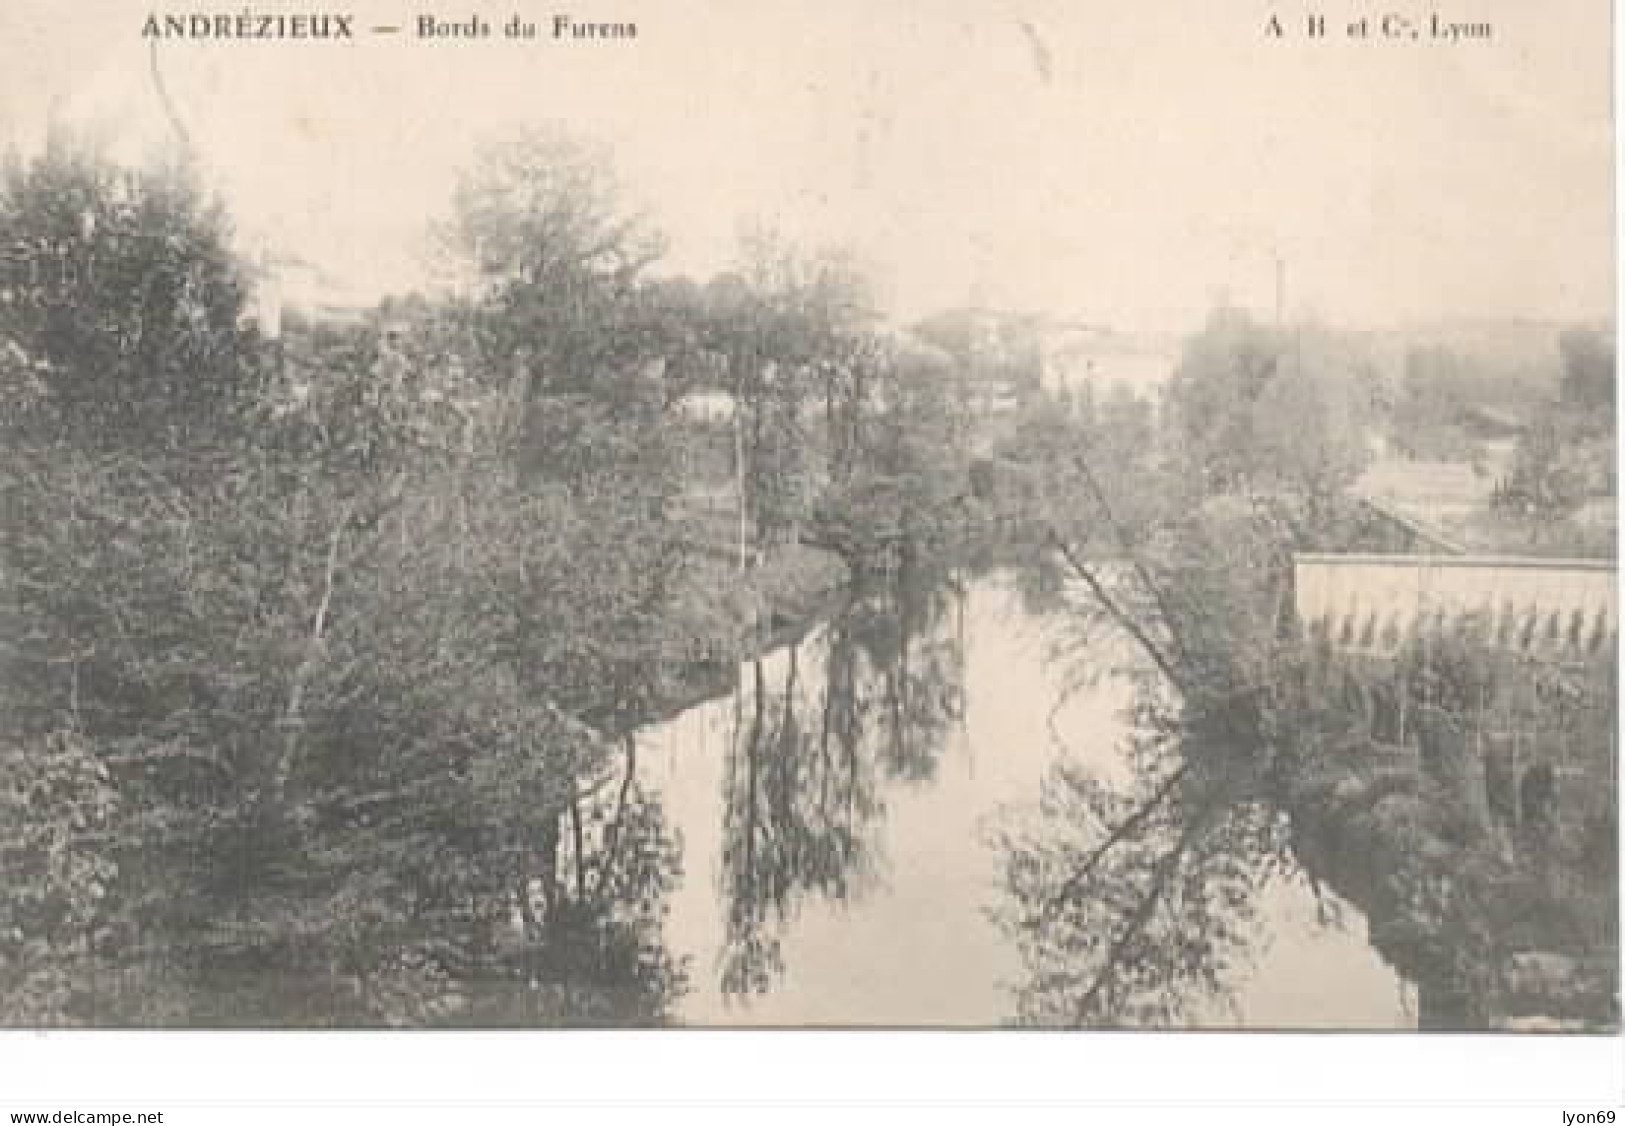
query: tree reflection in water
[
  {"left": 717, "top": 563, "right": 968, "bottom": 998},
  {"left": 987, "top": 573, "right": 1619, "bottom": 1031},
  {"left": 987, "top": 680, "right": 1297, "bottom": 1028},
  {"left": 459, "top": 751, "right": 690, "bottom": 1027}
]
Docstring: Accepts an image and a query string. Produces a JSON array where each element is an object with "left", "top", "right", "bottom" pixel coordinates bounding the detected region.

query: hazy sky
[{"left": 1, "top": 0, "right": 1614, "bottom": 331}]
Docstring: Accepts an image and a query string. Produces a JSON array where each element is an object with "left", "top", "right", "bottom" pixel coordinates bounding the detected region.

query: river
[{"left": 637, "top": 566, "right": 1419, "bottom": 1028}]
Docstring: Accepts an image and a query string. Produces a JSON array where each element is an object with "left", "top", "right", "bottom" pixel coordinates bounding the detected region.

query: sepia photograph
[{"left": 0, "top": 0, "right": 1618, "bottom": 1073}]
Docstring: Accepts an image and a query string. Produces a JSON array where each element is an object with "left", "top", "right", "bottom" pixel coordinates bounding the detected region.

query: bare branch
[
  {"left": 1072, "top": 806, "right": 1211, "bottom": 1025},
  {"left": 1043, "top": 761, "right": 1191, "bottom": 919},
  {"left": 271, "top": 497, "right": 355, "bottom": 806},
  {"left": 1064, "top": 448, "right": 1190, "bottom": 668},
  {"left": 1049, "top": 529, "right": 1186, "bottom": 695}
]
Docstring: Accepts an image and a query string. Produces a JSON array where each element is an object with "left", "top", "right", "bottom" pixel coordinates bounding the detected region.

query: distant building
[
  {"left": 911, "top": 306, "right": 1177, "bottom": 404},
  {"left": 673, "top": 389, "right": 735, "bottom": 424},
  {"left": 248, "top": 247, "right": 376, "bottom": 339},
  {"left": 1353, "top": 459, "right": 1493, "bottom": 540},
  {"left": 1034, "top": 320, "right": 1176, "bottom": 398},
  {"left": 1456, "top": 403, "right": 1527, "bottom": 442}
]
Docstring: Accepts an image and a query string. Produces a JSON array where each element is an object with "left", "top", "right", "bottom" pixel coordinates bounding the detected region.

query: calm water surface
[{"left": 640, "top": 571, "right": 1417, "bottom": 1028}]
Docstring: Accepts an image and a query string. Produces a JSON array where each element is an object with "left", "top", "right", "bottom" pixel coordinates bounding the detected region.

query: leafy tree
[
  {"left": 2, "top": 133, "right": 694, "bottom": 1027},
  {"left": 691, "top": 232, "right": 882, "bottom": 549},
  {"left": 1557, "top": 327, "right": 1615, "bottom": 418},
  {"left": 0, "top": 133, "right": 258, "bottom": 448},
  {"left": 0, "top": 729, "right": 119, "bottom": 1025},
  {"left": 1163, "top": 309, "right": 1372, "bottom": 504},
  {"left": 1487, "top": 328, "right": 1614, "bottom": 548},
  {"left": 1492, "top": 411, "right": 1591, "bottom": 542},
  {"left": 2, "top": 308, "right": 694, "bottom": 1025},
  {"left": 444, "top": 127, "right": 704, "bottom": 737},
  {"left": 996, "top": 410, "right": 1617, "bottom": 1027}
]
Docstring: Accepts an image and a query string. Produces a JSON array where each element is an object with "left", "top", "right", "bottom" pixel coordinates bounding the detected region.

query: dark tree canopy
[
  {"left": 0, "top": 134, "right": 259, "bottom": 448},
  {"left": 1558, "top": 327, "right": 1615, "bottom": 416}
]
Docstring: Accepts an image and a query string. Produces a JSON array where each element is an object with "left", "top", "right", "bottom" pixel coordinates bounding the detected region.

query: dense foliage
[
  {"left": 1, "top": 126, "right": 995, "bottom": 1026},
  {"left": 988, "top": 312, "right": 1618, "bottom": 1030}
]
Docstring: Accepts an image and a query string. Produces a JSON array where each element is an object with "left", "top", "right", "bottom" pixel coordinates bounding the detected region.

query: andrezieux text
[{"left": 142, "top": 12, "right": 356, "bottom": 39}]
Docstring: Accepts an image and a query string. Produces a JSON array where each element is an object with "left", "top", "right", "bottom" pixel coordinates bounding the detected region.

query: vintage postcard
[{"left": 0, "top": 0, "right": 1616, "bottom": 1040}]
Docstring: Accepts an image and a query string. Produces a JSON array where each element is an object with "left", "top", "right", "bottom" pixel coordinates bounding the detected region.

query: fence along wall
[{"left": 1293, "top": 554, "right": 1617, "bottom": 663}]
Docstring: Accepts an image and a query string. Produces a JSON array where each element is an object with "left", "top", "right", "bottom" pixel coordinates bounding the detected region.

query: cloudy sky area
[{"left": 1, "top": 0, "right": 1613, "bottom": 332}]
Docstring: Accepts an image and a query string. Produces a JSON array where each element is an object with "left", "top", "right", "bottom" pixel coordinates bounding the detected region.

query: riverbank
[
  {"left": 1282, "top": 718, "right": 1619, "bottom": 1032},
  {"left": 649, "top": 540, "right": 852, "bottom": 724}
]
